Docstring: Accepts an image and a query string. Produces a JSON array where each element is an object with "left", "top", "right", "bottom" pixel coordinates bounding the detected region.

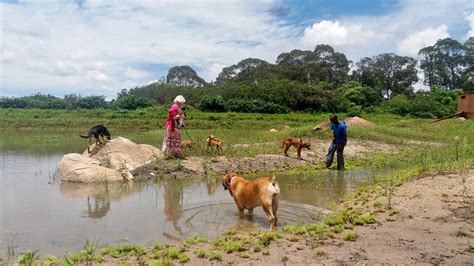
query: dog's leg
[
  {"left": 262, "top": 202, "right": 276, "bottom": 228},
  {"left": 248, "top": 207, "right": 254, "bottom": 216},
  {"left": 297, "top": 146, "right": 302, "bottom": 160},
  {"left": 87, "top": 136, "right": 92, "bottom": 153},
  {"left": 271, "top": 195, "right": 279, "bottom": 225},
  {"left": 233, "top": 197, "right": 245, "bottom": 217},
  {"left": 284, "top": 144, "right": 290, "bottom": 157},
  {"left": 218, "top": 145, "right": 223, "bottom": 154}
]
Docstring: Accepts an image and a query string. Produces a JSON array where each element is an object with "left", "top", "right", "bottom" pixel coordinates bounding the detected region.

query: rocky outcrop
[{"left": 59, "top": 137, "right": 162, "bottom": 183}]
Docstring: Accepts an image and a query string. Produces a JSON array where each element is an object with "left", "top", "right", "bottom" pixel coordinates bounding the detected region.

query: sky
[{"left": 1, "top": 0, "right": 473, "bottom": 98}]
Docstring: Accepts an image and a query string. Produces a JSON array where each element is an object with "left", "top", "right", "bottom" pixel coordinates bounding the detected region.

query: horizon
[{"left": 1, "top": 0, "right": 473, "bottom": 99}]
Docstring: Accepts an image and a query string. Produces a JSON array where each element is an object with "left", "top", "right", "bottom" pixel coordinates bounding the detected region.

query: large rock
[
  {"left": 59, "top": 137, "right": 162, "bottom": 183},
  {"left": 59, "top": 153, "right": 123, "bottom": 182}
]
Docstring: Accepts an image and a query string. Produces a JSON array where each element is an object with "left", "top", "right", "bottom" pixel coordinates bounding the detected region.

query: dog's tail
[{"left": 79, "top": 135, "right": 89, "bottom": 138}]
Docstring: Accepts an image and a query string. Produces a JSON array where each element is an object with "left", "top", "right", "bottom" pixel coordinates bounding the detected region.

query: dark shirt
[{"left": 331, "top": 122, "right": 347, "bottom": 145}]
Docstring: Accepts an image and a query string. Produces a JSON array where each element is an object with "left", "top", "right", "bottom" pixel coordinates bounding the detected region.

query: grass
[
  {"left": 197, "top": 249, "right": 207, "bottom": 258},
  {"left": 455, "top": 228, "right": 471, "bottom": 237},
  {"left": 208, "top": 251, "right": 223, "bottom": 262},
  {"left": 342, "top": 230, "right": 358, "bottom": 241}
]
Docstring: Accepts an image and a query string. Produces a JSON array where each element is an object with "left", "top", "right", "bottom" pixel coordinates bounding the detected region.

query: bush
[
  {"left": 111, "top": 95, "right": 155, "bottom": 110},
  {"left": 198, "top": 95, "right": 227, "bottom": 112},
  {"left": 226, "top": 99, "right": 289, "bottom": 114}
]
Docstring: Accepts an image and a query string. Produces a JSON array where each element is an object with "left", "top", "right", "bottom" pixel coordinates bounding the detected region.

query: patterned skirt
[{"left": 162, "top": 129, "right": 182, "bottom": 158}]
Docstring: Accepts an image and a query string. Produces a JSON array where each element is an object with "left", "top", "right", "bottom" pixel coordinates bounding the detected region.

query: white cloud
[
  {"left": 397, "top": 25, "right": 450, "bottom": 56},
  {"left": 467, "top": 12, "right": 474, "bottom": 38},
  {"left": 0, "top": 0, "right": 297, "bottom": 97},
  {"left": 87, "top": 70, "right": 109, "bottom": 82},
  {"left": 301, "top": 20, "right": 375, "bottom": 48},
  {"left": 1, "top": 0, "right": 474, "bottom": 98},
  {"left": 201, "top": 62, "right": 227, "bottom": 82},
  {"left": 125, "top": 67, "right": 149, "bottom": 80}
]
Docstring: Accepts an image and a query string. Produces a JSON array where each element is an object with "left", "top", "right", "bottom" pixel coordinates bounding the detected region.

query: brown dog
[
  {"left": 181, "top": 140, "right": 195, "bottom": 149},
  {"left": 207, "top": 135, "right": 224, "bottom": 153},
  {"left": 281, "top": 137, "right": 311, "bottom": 160},
  {"left": 222, "top": 173, "right": 280, "bottom": 228}
]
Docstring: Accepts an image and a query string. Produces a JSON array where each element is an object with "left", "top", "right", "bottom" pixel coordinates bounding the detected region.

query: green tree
[
  {"left": 419, "top": 38, "right": 466, "bottom": 89},
  {"left": 276, "top": 45, "right": 349, "bottom": 85},
  {"left": 166, "top": 65, "right": 206, "bottom": 87},
  {"left": 353, "top": 53, "right": 418, "bottom": 99}
]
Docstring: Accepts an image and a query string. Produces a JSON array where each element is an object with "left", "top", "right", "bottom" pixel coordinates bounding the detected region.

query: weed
[
  {"left": 333, "top": 224, "right": 343, "bottom": 233},
  {"left": 17, "top": 250, "right": 40, "bottom": 266},
  {"left": 441, "top": 193, "right": 449, "bottom": 198},
  {"left": 361, "top": 212, "right": 377, "bottom": 224},
  {"left": 197, "top": 249, "right": 207, "bottom": 258},
  {"left": 208, "top": 251, "right": 223, "bottom": 261},
  {"left": 306, "top": 224, "right": 328, "bottom": 235},
  {"left": 455, "top": 228, "right": 471, "bottom": 238},
  {"left": 373, "top": 198, "right": 383, "bottom": 207},
  {"left": 148, "top": 257, "right": 173, "bottom": 266},
  {"left": 240, "top": 252, "right": 251, "bottom": 258},
  {"left": 222, "top": 240, "right": 247, "bottom": 253},
  {"left": 178, "top": 253, "right": 190, "bottom": 263},
  {"left": 185, "top": 236, "right": 207, "bottom": 245},
  {"left": 282, "top": 225, "right": 305, "bottom": 235},
  {"left": 258, "top": 231, "right": 281, "bottom": 246},
  {"left": 166, "top": 247, "right": 180, "bottom": 259},
  {"left": 281, "top": 255, "right": 289, "bottom": 262},
  {"left": 253, "top": 245, "right": 262, "bottom": 252},
  {"left": 325, "top": 213, "right": 344, "bottom": 226},
  {"left": 342, "top": 230, "right": 357, "bottom": 241}
]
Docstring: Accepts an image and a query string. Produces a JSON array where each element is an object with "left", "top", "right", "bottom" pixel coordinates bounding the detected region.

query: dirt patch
[
  {"left": 344, "top": 116, "right": 374, "bottom": 127},
  {"left": 135, "top": 139, "right": 400, "bottom": 179}
]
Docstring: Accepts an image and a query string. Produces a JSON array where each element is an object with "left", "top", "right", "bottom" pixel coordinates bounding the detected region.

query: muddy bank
[
  {"left": 182, "top": 169, "right": 474, "bottom": 265},
  {"left": 136, "top": 139, "right": 401, "bottom": 179}
]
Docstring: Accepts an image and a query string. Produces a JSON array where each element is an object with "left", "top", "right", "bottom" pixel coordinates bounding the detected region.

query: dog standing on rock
[
  {"left": 79, "top": 124, "right": 111, "bottom": 153},
  {"left": 222, "top": 173, "right": 280, "bottom": 228}
]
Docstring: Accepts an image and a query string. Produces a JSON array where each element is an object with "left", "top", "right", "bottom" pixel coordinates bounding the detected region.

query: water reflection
[{"left": 162, "top": 180, "right": 184, "bottom": 240}]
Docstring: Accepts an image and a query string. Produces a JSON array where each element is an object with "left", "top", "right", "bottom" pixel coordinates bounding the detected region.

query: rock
[
  {"left": 59, "top": 153, "right": 123, "bottom": 182},
  {"left": 269, "top": 128, "right": 278, "bottom": 132},
  {"left": 456, "top": 117, "right": 466, "bottom": 121},
  {"left": 277, "top": 125, "right": 291, "bottom": 131},
  {"left": 60, "top": 137, "right": 162, "bottom": 183},
  {"left": 344, "top": 116, "right": 374, "bottom": 127}
]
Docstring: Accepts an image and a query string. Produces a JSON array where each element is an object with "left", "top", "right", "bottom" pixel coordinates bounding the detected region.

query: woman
[{"left": 162, "top": 95, "right": 185, "bottom": 158}]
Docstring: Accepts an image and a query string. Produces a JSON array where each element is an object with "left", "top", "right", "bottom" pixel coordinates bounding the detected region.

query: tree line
[{"left": 1, "top": 37, "right": 472, "bottom": 118}]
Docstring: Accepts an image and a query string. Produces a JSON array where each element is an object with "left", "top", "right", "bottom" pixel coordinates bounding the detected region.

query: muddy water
[{"left": 0, "top": 130, "right": 376, "bottom": 256}]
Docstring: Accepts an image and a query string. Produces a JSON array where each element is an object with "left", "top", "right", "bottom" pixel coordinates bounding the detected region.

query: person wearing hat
[
  {"left": 162, "top": 95, "right": 186, "bottom": 158},
  {"left": 325, "top": 114, "right": 347, "bottom": 170}
]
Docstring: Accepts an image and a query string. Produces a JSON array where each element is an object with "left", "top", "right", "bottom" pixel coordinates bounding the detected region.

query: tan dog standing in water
[{"left": 222, "top": 173, "right": 280, "bottom": 228}]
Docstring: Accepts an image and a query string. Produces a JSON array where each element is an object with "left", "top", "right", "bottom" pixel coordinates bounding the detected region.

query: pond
[{"left": 0, "top": 129, "right": 377, "bottom": 256}]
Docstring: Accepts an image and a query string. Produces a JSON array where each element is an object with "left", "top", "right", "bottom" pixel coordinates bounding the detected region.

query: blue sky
[{"left": 1, "top": 0, "right": 473, "bottom": 98}]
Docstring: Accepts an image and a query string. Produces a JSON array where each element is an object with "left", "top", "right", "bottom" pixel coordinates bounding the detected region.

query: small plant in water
[{"left": 17, "top": 250, "right": 40, "bottom": 266}]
